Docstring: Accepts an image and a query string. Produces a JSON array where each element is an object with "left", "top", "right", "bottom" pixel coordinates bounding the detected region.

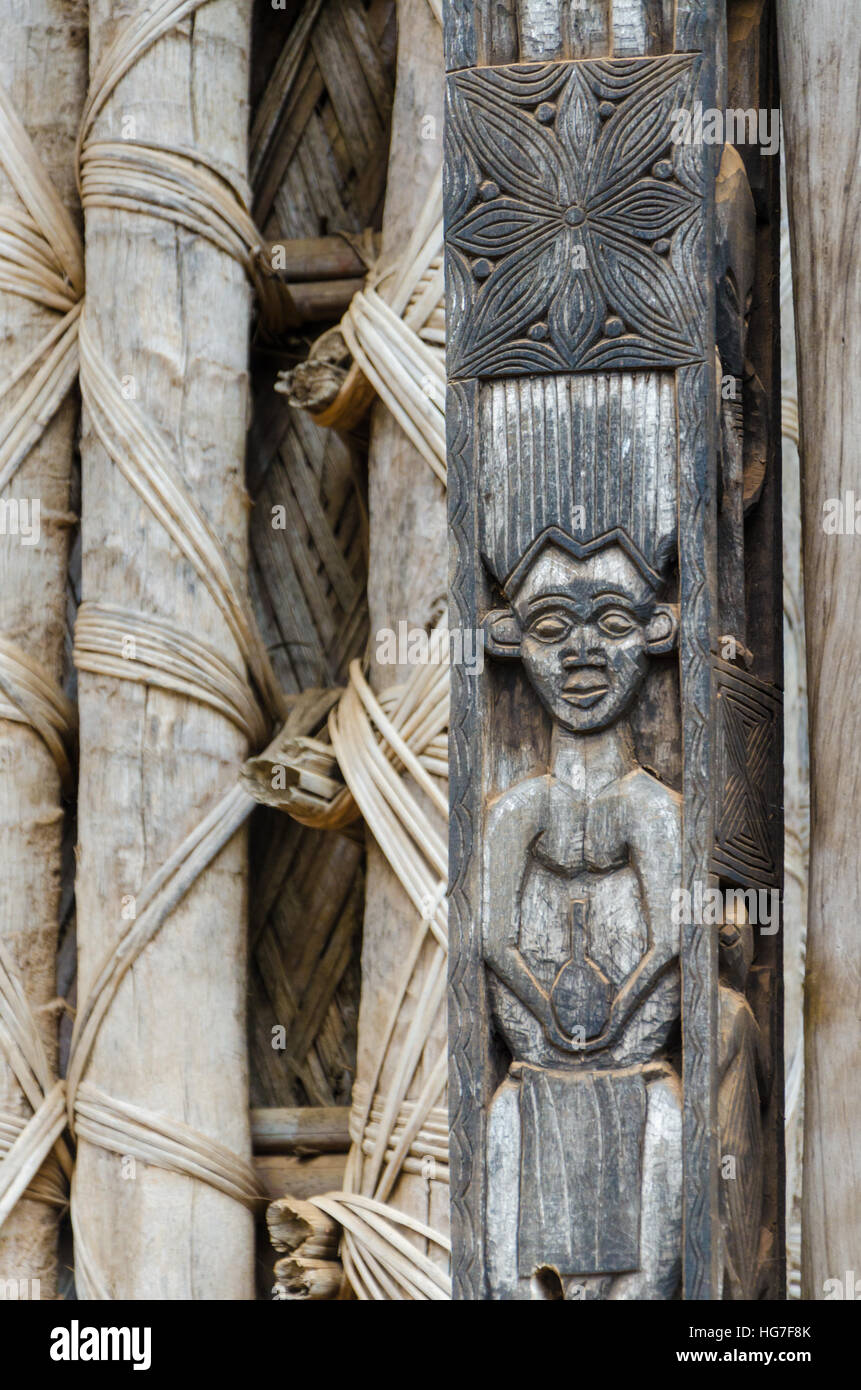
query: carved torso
[{"left": 486, "top": 763, "right": 681, "bottom": 1070}]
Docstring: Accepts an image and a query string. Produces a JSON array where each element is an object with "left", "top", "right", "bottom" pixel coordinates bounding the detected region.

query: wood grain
[
  {"left": 74, "top": 0, "right": 255, "bottom": 1299},
  {"left": 0, "top": 0, "right": 86, "bottom": 1297},
  {"left": 778, "top": 0, "right": 861, "bottom": 1301}
]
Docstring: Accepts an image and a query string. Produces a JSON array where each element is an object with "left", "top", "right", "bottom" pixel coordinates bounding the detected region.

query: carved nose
[
  {"left": 561, "top": 638, "right": 605, "bottom": 664},
  {"left": 559, "top": 627, "right": 588, "bottom": 658}
]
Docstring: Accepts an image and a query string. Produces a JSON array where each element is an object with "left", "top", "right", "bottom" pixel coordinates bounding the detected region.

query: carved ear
[
  {"left": 482, "top": 608, "right": 521, "bottom": 658},
  {"left": 645, "top": 603, "right": 679, "bottom": 655}
]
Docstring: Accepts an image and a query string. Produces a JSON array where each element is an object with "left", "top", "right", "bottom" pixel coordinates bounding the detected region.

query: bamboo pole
[
  {"left": 0, "top": 0, "right": 86, "bottom": 1298},
  {"left": 777, "top": 2, "right": 861, "bottom": 1300},
  {"left": 73, "top": 0, "right": 256, "bottom": 1298},
  {"left": 352, "top": 0, "right": 450, "bottom": 1285},
  {"left": 251, "top": 1107, "right": 351, "bottom": 1155}
]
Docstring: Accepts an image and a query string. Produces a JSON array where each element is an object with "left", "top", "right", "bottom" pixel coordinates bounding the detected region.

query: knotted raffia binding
[
  {"left": 0, "top": 78, "right": 80, "bottom": 784},
  {"left": 241, "top": 686, "right": 357, "bottom": 829},
  {"left": 0, "top": 937, "right": 73, "bottom": 1233},
  {"left": 245, "top": 628, "right": 452, "bottom": 1298},
  {"left": 278, "top": 178, "right": 446, "bottom": 485},
  {"left": 0, "top": 83, "right": 83, "bottom": 496},
  {"left": 322, "top": 647, "right": 450, "bottom": 1298},
  {"left": 0, "top": 638, "right": 76, "bottom": 792},
  {"left": 242, "top": 1, "right": 396, "bottom": 1115},
  {"left": 251, "top": 0, "right": 451, "bottom": 1301},
  {"left": 74, "top": 602, "right": 268, "bottom": 749}
]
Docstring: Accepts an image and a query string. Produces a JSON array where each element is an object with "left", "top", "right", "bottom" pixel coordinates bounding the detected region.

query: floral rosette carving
[{"left": 445, "top": 56, "right": 704, "bottom": 376}]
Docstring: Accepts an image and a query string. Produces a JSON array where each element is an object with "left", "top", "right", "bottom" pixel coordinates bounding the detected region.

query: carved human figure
[{"left": 481, "top": 527, "right": 684, "bottom": 1299}]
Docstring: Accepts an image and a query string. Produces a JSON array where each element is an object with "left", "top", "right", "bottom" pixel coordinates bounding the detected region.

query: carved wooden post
[{"left": 444, "top": 0, "right": 783, "bottom": 1300}]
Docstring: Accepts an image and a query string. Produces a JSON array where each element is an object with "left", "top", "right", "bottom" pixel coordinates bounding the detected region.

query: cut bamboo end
[
  {"left": 273, "top": 1255, "right": 343, "bottom": 1301},
  {"left": 267, "top": 1194, "right": 340, "bottom": 1254},
  {"left": 310, "top": 361, "right": 377, "bottom": 431}
]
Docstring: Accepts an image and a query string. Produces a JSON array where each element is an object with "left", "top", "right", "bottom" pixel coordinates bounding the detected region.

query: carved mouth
[{"left": 562, "top": 672, "right": 610, "bottom": 708}]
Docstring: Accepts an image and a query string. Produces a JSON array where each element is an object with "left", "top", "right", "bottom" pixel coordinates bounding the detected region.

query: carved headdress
[{"left": 478, "top": 372, "right": 678, "bottom": 596}]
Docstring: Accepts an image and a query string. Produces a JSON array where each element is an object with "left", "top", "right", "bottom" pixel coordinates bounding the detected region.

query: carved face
[{"left": 505, "top": 543, "right": 676, "bottom": 733}]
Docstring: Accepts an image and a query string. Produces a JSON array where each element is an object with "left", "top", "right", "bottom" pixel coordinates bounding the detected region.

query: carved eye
[
  {"left": 528, "top": 614, "right": 570, "bottom": 643},
  {"left": 597, "top": 609, "right": 635, "bottom": 638}
]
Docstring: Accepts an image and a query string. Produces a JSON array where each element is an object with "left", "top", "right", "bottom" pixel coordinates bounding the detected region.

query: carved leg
[
  {"left": 607, "top": 1073, "right": 683, "bottom": 1300},
  {"left": 488, "top": 1070, "right": 682, "bottom": 1300},
  {"left": 486, "top": 1080, "right": 530, "bottom": 1300}
]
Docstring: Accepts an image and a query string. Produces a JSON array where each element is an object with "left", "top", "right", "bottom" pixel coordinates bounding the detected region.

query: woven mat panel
[
  {"left": 247, "top": 350, "right": 369, "bottom": 1105},
  {"left": 251, "top": 0, "right": 397, "bottom": 240},
  {"left": 249, "top": 807, "right": 363, "bottom": 1108},
  {"left": 248, "top": 354, "right": 368, "bottom": 694},
  {"left": 247, "top": 0, "right": 395, "bottom": 1107}
]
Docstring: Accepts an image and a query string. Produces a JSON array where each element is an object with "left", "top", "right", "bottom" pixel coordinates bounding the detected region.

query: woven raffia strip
[
  {"left": 251, "top": 0, "right": 396, "bottom": 241},
  {"left": 245, "top": 387, "right": 372, "bottom": 1104},
  {"left": 248, "top": 0, "right": 452, "bottom": 1302},
  {"left": 243, "top": 0, "right": 396, "bottom": 1110}
]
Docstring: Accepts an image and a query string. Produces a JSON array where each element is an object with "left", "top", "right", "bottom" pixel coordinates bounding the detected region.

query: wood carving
[
  {"left": 478, "top": 373, "right": 683, "bottom": 1299},
  {"left": 446, "top": 58, "right": 703, "bottom": 375},
  {"left": 445, "top": 0, "right": 783, "bottom": 1301}
]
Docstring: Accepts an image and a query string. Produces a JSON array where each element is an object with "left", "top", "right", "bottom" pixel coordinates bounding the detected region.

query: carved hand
[
  {"left": 579, "top": 997, "right": 626, "bottom": 1054},
  {"left": 580, "top": 948, "right": 677, "bottom": 1053},
  {"left": 543, "top": 1014, "right": 587, "bottom": 1053}
]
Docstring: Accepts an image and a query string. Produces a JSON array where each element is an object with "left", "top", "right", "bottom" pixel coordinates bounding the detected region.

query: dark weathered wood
[
  {"left": 269, "top": 234, "right": 371, "bottom": 282},
  {"left": 251, "top": 1106, "right": 351, "bottom": 1154},
  {"left": 288, "top": 277, "right": 366, "bottom": 322},
  {"left": 254, "top": 1152, "right": 347, "bottom": 1204},
  {"left": 445, "top": 0, "right": 782, "bottom": 1301}
]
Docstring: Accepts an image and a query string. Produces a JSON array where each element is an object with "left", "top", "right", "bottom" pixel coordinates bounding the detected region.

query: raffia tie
[
  {"left": 280, "top": 644, "right": 452, "bottom": 1299},
  {"left": 0, "top": 935, "right": 74, "bottom": 1230},
  {"left": 256, "top": 649, "right": 451, "bottom": 1296},
  {"left": 0, "top": 82, "right": 84, "bottom": 497},
  {"left": 65, "top": 0, "right": 294, "bottom": 1297},
  {"left": 0, "top": 0, "right": 284, "bottom": 1284},
  {"left": 0, "top": 637, "right": 76, "bottom": 791},
  {"left": 0, "top": 81, "right": 80, "bottom": 783},
  {"left": 339, "top": 183, "right": 446, "bottom": 485},
  {"left": 0, "top": 65, "right": 83, "bottom": 1237},
  {"left": 280, "top": 177, "right": 446, "bottom": 486}
]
